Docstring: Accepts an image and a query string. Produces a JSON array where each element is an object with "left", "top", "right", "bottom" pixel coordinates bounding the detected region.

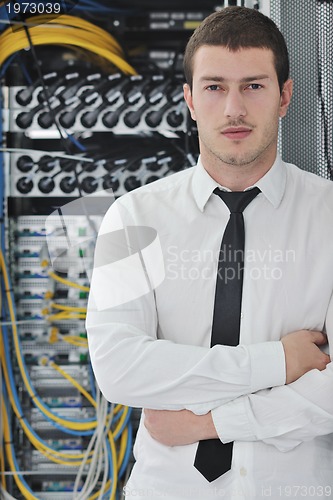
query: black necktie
[{"left": 194, "top": 187, "right": 260, "bottom": 483}]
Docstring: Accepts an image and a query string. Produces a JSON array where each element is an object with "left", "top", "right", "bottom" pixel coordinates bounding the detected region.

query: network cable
[{"left": 0, "top": 14, "right": 137, "bottom": 74}]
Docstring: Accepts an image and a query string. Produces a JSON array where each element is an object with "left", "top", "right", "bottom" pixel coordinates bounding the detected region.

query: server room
[{"left": 1, "top": 0, "right": 333, "bottom": 499}]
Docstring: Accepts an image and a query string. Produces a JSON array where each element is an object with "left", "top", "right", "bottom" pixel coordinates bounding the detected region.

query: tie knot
[{"left": 213, "top": 187, "right": 260, "bottom": 213}]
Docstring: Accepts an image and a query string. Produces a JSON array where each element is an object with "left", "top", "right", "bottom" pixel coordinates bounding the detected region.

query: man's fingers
[
  {"left": 282, "top": 329, "right": 330, "bottom": 384},
  {"left": 323, "top": 353, "right": 331, "bottom": 365},
  {"left": 309, "top": 330, "right": 328, "bottom": 345}
]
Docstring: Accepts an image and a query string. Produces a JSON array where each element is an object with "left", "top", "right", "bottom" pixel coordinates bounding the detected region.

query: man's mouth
[{"left": 222, "top": 127, "right": 252, "bottom": 140}]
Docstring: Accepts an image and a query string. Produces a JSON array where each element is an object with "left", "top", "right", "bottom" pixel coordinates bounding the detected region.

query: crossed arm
[
  {"left": 87, "top": 291, "right": 332, "bottom": 452},
  {"left": 144, "top": 330, "right": 332, "bottom": 449}
]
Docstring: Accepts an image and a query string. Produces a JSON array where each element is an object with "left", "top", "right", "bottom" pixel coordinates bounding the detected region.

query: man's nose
[{"left": 223, "top": 90, "right": 247, "bottom": 119}]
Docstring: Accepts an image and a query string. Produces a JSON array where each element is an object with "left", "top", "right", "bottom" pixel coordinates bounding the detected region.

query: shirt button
[
  {"left": 240, "top": 467, "right": 247, "bottom": 477},
  {"left": 240, "top": 313, "right": 244, "bottom": 319}
]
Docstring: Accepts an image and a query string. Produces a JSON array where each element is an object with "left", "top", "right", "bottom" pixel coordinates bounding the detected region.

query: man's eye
[
  {"left": 207, "top": 85, "right": 220, "bottom": 91},
  {"left": 248, "top": 83, "right": 262, "bottom": 90}
]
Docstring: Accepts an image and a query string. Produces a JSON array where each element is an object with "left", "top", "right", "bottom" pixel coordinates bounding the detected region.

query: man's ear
[
  {"left": 279, "top": 79, "right": 293, "bottom": 118},
  {"left": 183, "top": 83, "right": 196, "bottom": 121}
]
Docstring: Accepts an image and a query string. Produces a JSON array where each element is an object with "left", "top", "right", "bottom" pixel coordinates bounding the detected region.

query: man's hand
[
  {"left": 282, "top": 330, "right": 330, "bottom": 384},
  {"left": 144, "top": 409, "right": 217, "bottom": 447},
  {"left": 144, "top": 330, "right": 331, "bottom": 446}
]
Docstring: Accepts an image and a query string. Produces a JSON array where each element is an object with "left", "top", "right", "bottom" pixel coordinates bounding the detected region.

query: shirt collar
[
  {"left": 192, "top": 154, "right": 286, "bottom": 212},
  {"left": 255, "top": 154, "right": 286, "bottom": 209}
]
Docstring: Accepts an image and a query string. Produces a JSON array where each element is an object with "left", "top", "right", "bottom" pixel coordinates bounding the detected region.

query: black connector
[
  {"left": 38, "top": 177, "right": 55, "bottom": 194},
  {"left": 16, "top": 177, "right": 33, "bottom": 194}
]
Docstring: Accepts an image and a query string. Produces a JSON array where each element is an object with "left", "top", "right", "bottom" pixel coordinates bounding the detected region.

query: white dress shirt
[{"left": 87, "top": 155, "right": 333, "bottom": 500}]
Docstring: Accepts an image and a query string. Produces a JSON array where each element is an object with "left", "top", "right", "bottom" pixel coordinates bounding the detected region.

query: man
[{"left": 87, "top": 7, "right": 333, "bottom": 499}]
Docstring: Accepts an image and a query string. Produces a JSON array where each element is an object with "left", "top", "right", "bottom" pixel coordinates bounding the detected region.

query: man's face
[{"left": 184, "top": 45, "right": 292, "bottom": 172}]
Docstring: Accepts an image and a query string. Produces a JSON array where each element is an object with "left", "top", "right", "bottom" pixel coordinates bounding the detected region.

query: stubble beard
[
  {"left": 214, "top": 149, "right": 262, "bottom": 167},
  {"left": 201, "top": 126, "right": 278, "bottom": 169}
]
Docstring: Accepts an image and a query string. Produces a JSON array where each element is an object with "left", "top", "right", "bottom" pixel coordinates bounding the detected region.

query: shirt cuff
[
  {"left": 212, "top": 341, "right": 286, "bottom": 443},
  {"left": 212, "top": 397, "right": 255, "bottom": 442},
  {"left": 248, "top": 340, "right": 286, "bottom": 393}
]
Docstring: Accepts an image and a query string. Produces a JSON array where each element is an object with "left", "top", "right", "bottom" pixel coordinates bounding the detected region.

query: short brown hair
[{"left": 183, "top": 6, "right": 289, "bottom": 94}]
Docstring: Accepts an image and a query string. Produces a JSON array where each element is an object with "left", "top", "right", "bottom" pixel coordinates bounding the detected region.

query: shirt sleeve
[
  {"left": 86, "top": 200, "right": 286, "bottom": 413},
  {"left": 212, "top": 296, "right": 333, "bottom": 451},
  {"left": 87, "top": 307, "right": 286, "bottom": 413}
]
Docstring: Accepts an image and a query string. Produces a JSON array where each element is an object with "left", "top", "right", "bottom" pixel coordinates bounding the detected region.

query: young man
[{"left": 87, "top": 7, "right": 333, "bottom": 499}]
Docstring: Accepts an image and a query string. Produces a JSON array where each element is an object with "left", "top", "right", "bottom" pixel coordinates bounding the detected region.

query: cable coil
[{"left": 0, "top": 14, "right": 137, "bottom": 75}]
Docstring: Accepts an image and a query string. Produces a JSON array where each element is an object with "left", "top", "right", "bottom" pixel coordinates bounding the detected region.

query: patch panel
[
  {"left": 46, "top": 297, "right": 89, "bottom": 307},
  {"left": 53, "top": 288, "right": 89, "bottom": 300},
  {"left": 27, "top": 394, "right": 91, "bottom": 410},
  {"left": 43, "top": 395, "right": 84, "bottom": 408},
  {"left": 20, "top": 339, "right": 81, "bottom": 354},
  {"left": 17, "top": 257, "right": 48, "bottom": 275},
  {"left": 17, "top": 300, "right": 45, "bottom": 320},
  {"left": 17, "top": 322, "right": 86, "bottom": 340},
  {"left": 29, "top": 450, "right": 85, "bottom": 470},
  {"left": 44, "top": 438, "right": 83, "bottom": 451},
  {"left": 15, "top": 222, "right": 48, "bottom": 237},
  {"left": 29, "top": 365, "right": 90, "bottom": 383},
  {"left": 34, "top": 492, "right": 80, "bottom": 500},
  {"left": 30, "top": 407, "right": 95, "bottom": 423},
  {"left": 41, "top": 480, "right": 83, "bottom": 493},
  {"left": 148, "top": 49, "right": 184, "bottom": 71},
  {"left": 15, "top": 215, "right": 102, "bottom": 236},
  {"left": 34, "top": 381, "right": 89, "bottom": 398},
  {"left": 43, "top": 321, "right": 87, "bottom": 336},
  {"left": 44, "top": 215, "right": 102, "bottom": 239},
  {"left": 27, "top": 386, "right": 83, "bottom": 402},
  {"left": 20, "top": 342, "right": 88, "bottom": 365},
  {"left": 18, "top": 323, "right": 51, "bottom": 341},
  {"left": 45, "top": 301, "right": 89, "bottom": 312},
  {"left": 7, "top": 149, "right": 178, "bottom": 197},
  {"left": 16, "top": 278, "right": 49, "bottom": 299},
  {"left": 16, "top": 241, "right": 45, "bottom": 258},
  {"left": 45, "top": 257, "right": 89, "bottom": 276},
  {"left": 148, "top": 10, "right": 209, "bottom": 30},
  {"left": 5, "top": 75, "right": 187, "bottom": 134}
]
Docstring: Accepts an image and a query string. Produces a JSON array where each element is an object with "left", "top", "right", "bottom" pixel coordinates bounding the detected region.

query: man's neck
[{"left": 201, "top": 154, "right": 277, "bottom": 191}]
